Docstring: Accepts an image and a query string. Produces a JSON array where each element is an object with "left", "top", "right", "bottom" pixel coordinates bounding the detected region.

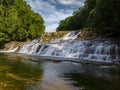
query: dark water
[{"left": 0, "top": 53, "right": 120, "bottom": 90}]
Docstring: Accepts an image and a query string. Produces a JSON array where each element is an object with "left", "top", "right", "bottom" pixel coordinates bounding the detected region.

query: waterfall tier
[{"left": 1, "top": 31, "right": 120, "bottom": 63}]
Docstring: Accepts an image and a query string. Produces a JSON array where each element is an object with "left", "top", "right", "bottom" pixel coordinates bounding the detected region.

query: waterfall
[
  {"left": 0, "top": 46, "right": 18, "bottom": 53},
  {"left": 63, "top": 30, "right": 80, "bottom": 40},
  {"left": 1, "top": 31, "right": 120, "bottom": 63}
]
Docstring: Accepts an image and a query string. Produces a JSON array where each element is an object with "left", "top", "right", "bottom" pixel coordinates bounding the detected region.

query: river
[{"left": 0, "top": 53, "right": 120, "bottom": 90}]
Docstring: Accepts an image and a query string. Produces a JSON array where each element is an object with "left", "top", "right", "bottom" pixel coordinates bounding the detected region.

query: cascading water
[
  {"left": 0, "top": 46, "right": 18, "bottom": 53},
  {"left": 63, "top": 30, "right": 80, "bottom": 40},
  {"left": 1, "top": 31, "right": 120, "bottom": 63}
]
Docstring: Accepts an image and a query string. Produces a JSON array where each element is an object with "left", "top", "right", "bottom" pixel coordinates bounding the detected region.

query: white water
[
  {"left": 0, "top": 46, "right": 18, "bottom": 53},
  {"left": 63, "top": 30, "right": 80, "bottom": 40},
  {"left": 1, "top": 31, "right": 120, "bottom": 63}
]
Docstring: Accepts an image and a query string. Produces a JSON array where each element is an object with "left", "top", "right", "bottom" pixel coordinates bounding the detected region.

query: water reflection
[
  {"left": 0, "top": 53, "right": 43, "bottom": 90},
  {"left": 64, "top": 71, "right": 120, "bottom": 90},
  {"left": 0, "top": 53, "right": 120, "bottom": 90}
]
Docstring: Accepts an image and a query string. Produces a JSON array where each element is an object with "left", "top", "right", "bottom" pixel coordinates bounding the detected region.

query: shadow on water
[
  {"left": 63, "top": 65, "right": 120, "bottom": 90},
  {"left": 0, "top": 53, "right": 43, "bottom": 90}
]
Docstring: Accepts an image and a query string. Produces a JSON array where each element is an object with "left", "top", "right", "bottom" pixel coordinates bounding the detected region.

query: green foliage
[
  {"left": 0, "top": 0, "right": 45, "bottom": 43},
  {"left": 56, "top": 0, "right": 96, "bottom": 31},
  {"left": 57, "top": 0, "right": 120, "bottom": 38},
  {"left": 88, "top": 0, "right": 120, "bottom": 37}
]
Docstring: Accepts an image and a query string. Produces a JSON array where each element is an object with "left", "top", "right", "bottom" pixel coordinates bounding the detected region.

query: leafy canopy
[
  {"left": 57, "top": 0, "right": 120, "bottom": 38},
  {"left": 0, "top": 0, "right": 45, "bottom": 44},
  {"left": 88, "top": 0, "right": 120, "bottom": 37},
  {"left": 56, "top": 0, "right": 96, "bottom": 31}
]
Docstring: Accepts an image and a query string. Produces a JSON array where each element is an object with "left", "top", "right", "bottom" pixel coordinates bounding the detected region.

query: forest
[
  {"left": 57, "top": 0, "right": 120, "bottom": 38},
  {"left": 0, "top": 0, "right": 45, "bottom": 45},
  {"left": 0, "top": 0, "right": 120, "bottom": 47}
]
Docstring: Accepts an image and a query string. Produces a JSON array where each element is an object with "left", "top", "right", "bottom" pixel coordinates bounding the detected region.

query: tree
[
  {"left": 56, "top": 0, "right": 96, "bottom": 31},
  {"left": 88, "top": 0, "right": 120, "bottom": 37},
  {"left": 0, "top": 0, "right": 45, "bottom": 43}
]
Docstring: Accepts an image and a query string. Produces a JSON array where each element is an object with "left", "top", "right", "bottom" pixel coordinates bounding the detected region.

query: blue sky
[{"left": 26, "top": 0, "right": 85, "bottom": 32}]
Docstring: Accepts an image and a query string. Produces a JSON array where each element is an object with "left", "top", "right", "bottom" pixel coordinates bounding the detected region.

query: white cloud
[
  {"left": 27, "top": 0, "right": 56, "bottom": 12},
  {"left": 45, "top": 12, "right": 72, "bottom": 32},
  {"left": 57, "top": 0, "right": 84, "bottom": 6},
  {"left": 45, "top": 10, "right": 73, "bottom": 23},
  {"left": 26, "top": 0, "right": 84, "bottom": 32},
  {"left": 46, "top": 23, "right": 58, "bottom": 32}
]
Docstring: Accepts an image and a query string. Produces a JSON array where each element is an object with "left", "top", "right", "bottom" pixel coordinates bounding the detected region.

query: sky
[{"left": 26, "top": 0, "right": 85, "bottom": 32}]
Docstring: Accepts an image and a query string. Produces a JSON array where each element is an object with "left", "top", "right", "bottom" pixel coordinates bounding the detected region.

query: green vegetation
[
  {"left": 57, "top": 0, "right": 120, "bottom": 38},
  {"left": 88, "top": 0, "right": 120, "bottom": 37},
  {"left": 0, "top": 0, "right": 45, "bottom": 44},
  {"left": 56, "top": 0, "right": 96, "bottom": 31}
]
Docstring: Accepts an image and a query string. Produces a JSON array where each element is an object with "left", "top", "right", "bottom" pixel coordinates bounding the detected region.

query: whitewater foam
[{"left": 1, "top": 31, "right": 120, "bottom": 63}]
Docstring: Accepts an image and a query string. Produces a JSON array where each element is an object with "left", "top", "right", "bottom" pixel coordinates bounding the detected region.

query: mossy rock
[{"left": 42, "top": 31, "right": 68, "bottom": 42}]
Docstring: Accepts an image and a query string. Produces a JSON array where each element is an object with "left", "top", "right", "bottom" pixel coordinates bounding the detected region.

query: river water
[{"left": 0, "top": 53, "right": 120, "bottom": 90}]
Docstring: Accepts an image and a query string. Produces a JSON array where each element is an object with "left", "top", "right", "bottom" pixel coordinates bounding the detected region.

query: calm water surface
[{"left": 0, "top": 53, "right": 120, "bottom": 90}]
